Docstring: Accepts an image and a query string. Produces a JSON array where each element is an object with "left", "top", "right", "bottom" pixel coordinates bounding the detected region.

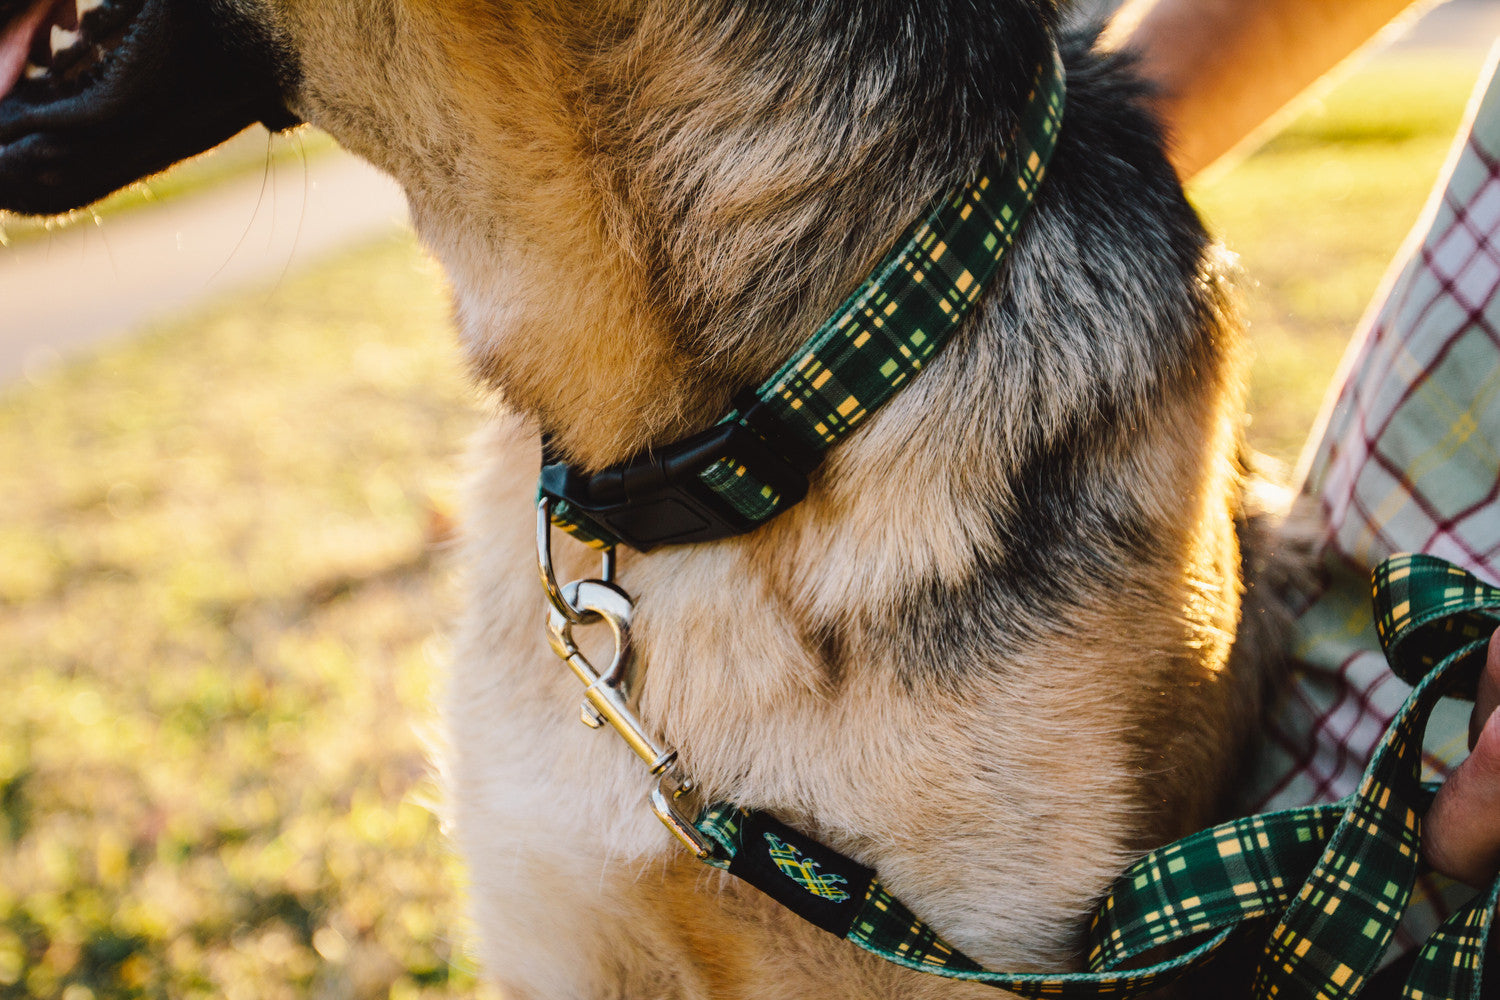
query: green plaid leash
[
  {"left": 690, "top": 554, "right": 1500, "bottom": 998},
  {"left": 544, "top": 44, "right": 1067, "bottom": 550}
]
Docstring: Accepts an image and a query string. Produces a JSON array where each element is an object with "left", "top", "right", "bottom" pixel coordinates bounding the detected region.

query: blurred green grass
[
  {"left": 0, "top": 239, "right": 486, "bottom": 1000},
  {"left": 0, "top": 50, "right": 1486, "bottom": 1000},
  {"left": 1192, "top": 52, "right": 1487, "bottom": 466}
]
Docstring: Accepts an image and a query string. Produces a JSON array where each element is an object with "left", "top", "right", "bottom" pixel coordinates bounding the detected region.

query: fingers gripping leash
[{"left": 536, "top": 498, "right": 712, "bottom": 858}]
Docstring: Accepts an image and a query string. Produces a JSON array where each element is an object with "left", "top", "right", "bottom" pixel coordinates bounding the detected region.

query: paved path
[{"left": 0, "top": 137, "right": 408, "bottom": 383}]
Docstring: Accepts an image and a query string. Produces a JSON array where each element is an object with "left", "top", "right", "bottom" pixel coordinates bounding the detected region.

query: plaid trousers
[{"left": 1244, "top": 49, "right": 1500, "bottom": 959}]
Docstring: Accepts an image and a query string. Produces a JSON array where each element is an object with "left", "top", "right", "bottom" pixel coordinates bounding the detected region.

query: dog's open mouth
[
  {"left": 0, "top": 0, "right": 298, "bottom": 215},
  {"left": 0, "top": 0, "right": 141, "bottom": 100}
]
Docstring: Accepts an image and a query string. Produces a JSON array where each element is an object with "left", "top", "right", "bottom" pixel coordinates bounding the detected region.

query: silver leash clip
[{"left": 537, "top": 499, "right": 712, "bottom": 859}]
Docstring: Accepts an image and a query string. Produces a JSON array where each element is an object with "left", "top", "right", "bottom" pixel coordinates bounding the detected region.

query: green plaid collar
[{"left": 539, "top": 44, "right": 1067, "bottom": 552}]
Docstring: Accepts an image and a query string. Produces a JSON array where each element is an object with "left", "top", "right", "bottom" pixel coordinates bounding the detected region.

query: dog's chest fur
[{"left": 262, "top": 4, "right": 1270, "bottom": 996}]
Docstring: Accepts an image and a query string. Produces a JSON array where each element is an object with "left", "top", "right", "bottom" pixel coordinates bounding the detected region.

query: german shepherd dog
[{"left": 0, "top": 0, "right": 1292, "bottom": 995}]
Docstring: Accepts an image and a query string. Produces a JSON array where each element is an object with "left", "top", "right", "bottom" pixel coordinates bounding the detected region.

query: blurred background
[{"left": 2, "top": 2, "right": 1498, "bottom": 998}]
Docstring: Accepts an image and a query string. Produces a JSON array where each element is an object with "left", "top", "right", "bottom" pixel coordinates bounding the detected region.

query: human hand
[{"left": 1423, "top": 628, "right": 1500, "bottom": 885}]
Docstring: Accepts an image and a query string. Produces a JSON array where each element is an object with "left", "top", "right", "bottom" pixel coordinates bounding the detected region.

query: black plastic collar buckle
[{"left": 539, "top": 397, "right": 818, "bottom": 552}]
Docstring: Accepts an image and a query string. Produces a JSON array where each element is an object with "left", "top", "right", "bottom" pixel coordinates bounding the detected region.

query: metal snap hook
[
  {"left": 536, "top": 508, "right": 710, "bottom": 859},
  {"left": 541, "top": 580, "right": 712, "bottom": 859},
  {"left": 546, "top": 579, "right": 635, "bottom": 689}
]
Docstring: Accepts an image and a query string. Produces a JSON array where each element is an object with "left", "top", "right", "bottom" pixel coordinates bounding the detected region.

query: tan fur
[{"left": 221, "top": 3, "right": 1291, "bottom": 995}]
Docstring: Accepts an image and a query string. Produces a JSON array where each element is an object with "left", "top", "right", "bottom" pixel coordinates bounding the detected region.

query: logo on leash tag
[{"left": 763, "top": 832, "right": 851, "bottom": 902}]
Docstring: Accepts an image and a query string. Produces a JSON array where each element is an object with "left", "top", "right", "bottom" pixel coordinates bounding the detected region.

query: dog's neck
[{"left": 391, "top": 3, "right": 1055, "bottom": 471}]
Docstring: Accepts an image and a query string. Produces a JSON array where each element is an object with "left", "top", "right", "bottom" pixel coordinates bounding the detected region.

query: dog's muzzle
[{"left": 0, "top": 0, "right": 297, "bottom": 215}]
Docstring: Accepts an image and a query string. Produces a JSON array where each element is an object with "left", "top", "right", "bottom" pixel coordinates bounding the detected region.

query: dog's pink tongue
[{"left": 0, "top": 0, "right": 53, "bottom": 101}]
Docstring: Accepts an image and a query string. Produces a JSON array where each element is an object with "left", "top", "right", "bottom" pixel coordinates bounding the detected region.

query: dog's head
[{"left": 0, "top": 0, "right": 300, "bottom": 214}]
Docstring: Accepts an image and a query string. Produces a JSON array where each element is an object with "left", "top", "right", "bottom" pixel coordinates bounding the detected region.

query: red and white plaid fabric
[{"left": 1243, "top": 49, "right": 1500, "bottom": 956}]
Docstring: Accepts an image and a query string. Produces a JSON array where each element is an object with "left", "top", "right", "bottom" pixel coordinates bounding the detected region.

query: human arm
[{"left": 1104, "top": 0, "right": 1427, "bottom": 178}]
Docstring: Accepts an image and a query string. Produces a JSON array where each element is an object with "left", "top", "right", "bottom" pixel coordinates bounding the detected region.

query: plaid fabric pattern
[
  {"left": 695, "top": 801, "right": 741, "bottom": 870},
  {"left": 692, "top": 555, "right": 1500, "bottom": 998},
  {"left": 1244, "top": 53, "right": 1500, "bottom": 961},
  {"left": 701, "top": 45, "right": 1066, "bottom": 524},
  {"left": 1406, "top": 883, "right": 1500, "bottom": 1000},
  {"left": 1088, "top": 803, "right": 1344, "bottom": 969},
  {"left": 846, "top": 880, "right": 986, "bottom": 975},
  {"left": 546, "top": 498, "right": 616, "bottom": 549},
  {"left": 1374, "top": 555, "right": 1500, "bottom": 681}
]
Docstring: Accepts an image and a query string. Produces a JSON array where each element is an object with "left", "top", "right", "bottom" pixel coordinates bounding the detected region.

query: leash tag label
[{"left": 727, "top": 811, "right": 874, "bottom": 938}]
